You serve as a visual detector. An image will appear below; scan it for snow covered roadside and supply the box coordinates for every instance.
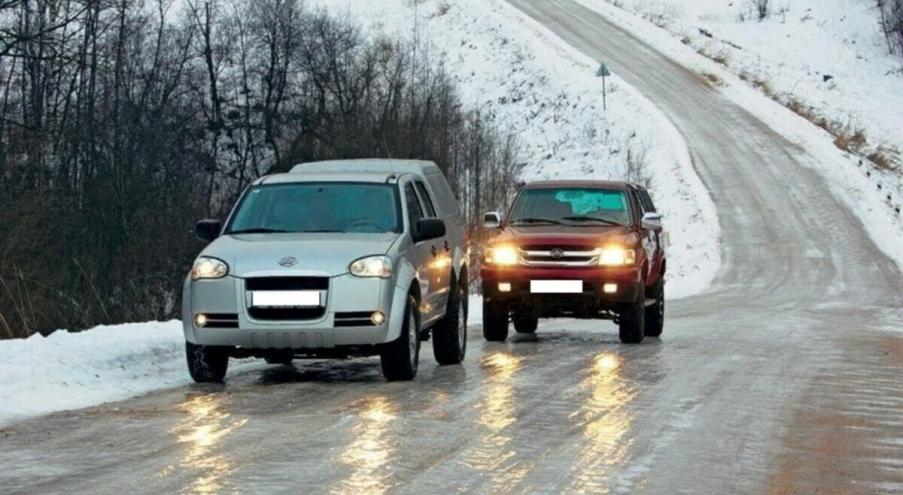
[310,0,721,299]
[574,0,903,271]
[0,322,262,427]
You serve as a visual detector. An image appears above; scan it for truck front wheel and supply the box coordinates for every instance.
[645,279,664,337]
[483,300,509,342]
[618,291,646,344]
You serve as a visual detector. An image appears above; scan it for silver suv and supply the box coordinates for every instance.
[181,159,468,382]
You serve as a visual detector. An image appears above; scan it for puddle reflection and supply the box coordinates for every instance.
[569,352,636,493]
[333,395,398,495]
[167,393,247,494]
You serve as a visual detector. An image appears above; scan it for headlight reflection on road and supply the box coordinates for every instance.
[458,352,527,490]
[334,395,398,495]
[167,394,247,495]
[569,352,636,493]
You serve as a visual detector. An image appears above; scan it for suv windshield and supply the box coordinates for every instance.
[509,187,632,226]
[227,183,401,234]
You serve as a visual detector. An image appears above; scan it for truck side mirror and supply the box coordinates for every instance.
[483,211,502,229]
[642,212,663,230]
[413,218,446,243]
[196,219,222,242]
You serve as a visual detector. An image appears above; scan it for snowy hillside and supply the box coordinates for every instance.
[310,0,721,298]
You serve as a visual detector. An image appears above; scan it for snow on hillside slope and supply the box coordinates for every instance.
[575,0,903,270]
[311,0,721,298]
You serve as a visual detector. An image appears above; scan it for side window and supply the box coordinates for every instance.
[640,189,657,213]
[427,173,459,216]
[404,183,425,228]
[414,181,437,217]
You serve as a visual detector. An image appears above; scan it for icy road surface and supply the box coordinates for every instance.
[2,0,902,493]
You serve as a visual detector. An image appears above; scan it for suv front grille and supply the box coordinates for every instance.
[245,277,329,321]
[520,246,601,267]
[248,307,326,321]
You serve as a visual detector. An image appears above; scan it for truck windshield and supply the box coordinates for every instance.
[509,188,631,226]
[227,183,401,234]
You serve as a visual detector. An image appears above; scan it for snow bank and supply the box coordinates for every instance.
[0,322,261,426]
[310,0,721,299]
[575,0,903,271]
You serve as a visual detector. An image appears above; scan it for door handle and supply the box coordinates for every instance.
[431,245,438,257]
[444,240,451,252]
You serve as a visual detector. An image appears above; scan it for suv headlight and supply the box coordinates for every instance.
[598,246,636,266]
[350,255,393,278]
[191,256,229,280]
[485,245,519,266]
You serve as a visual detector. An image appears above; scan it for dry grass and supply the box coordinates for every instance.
[867,148,899,172]
[702,72,724,87]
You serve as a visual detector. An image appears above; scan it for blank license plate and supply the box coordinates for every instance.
[530,280,583,294]
[251,291,321,308]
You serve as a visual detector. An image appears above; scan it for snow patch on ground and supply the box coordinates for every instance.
[0,322,262,427]
[574,0,903,271]
[310,0,721,299]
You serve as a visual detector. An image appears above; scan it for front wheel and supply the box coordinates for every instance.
[380,295,421,381]
[433,279,467,365]
[513,314,538,334]
[645,279,664,338]
[186,341,230,383]
[483,300,509,342]
[618,291,646,344]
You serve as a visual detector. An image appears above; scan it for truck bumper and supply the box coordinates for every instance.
[481,265,643,317]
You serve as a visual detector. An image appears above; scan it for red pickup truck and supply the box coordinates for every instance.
[480,181,666,344]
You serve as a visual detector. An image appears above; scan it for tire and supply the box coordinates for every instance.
[513,314,538,334]
[482,299,509,342]
[645,278,665,338]
[433,277,467,365]
[186,341,230,383]
[618,290,646,344]
[380,294,420,381]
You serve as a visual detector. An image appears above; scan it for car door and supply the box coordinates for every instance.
[414,179,452,313]
[636,187,664,285]
[403,180,442,324]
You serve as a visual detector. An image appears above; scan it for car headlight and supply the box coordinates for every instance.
[485,245,519,266]
[191,256,229,280]
[349,255,393,278]
[598,246,636,266]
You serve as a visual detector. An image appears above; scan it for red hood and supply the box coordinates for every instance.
[490,225,638,247]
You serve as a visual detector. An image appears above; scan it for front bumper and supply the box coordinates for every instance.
[181,273,408,350]
[481,265,642,317]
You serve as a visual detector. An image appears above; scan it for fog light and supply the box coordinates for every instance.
[498,282,512,293]
[603,283,618,294]
[194,313,208,327]
[371,311,386,326]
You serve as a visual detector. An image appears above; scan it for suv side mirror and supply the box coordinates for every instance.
[413,218,446,243]
[483,211,502,229]
[642,212,663,230]
[196,219,222,242]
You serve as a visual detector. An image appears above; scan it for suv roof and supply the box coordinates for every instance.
[522,180,633,190]
[290,159,442,176]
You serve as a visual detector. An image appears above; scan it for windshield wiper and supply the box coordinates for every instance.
[511,217,564,226]
[229,227,289,235]
[562,216,625,227]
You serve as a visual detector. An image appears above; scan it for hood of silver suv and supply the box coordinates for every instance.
[200,232,400,277]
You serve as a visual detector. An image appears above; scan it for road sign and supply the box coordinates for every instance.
[597,63,611,77]
[596,62,611,111]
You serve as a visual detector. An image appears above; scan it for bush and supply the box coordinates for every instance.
[878,0,903,58]
[748,0,770,21]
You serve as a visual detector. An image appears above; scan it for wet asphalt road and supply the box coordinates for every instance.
[2,1,903,494]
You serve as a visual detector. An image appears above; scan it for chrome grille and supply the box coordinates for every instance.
[519,246,601,267]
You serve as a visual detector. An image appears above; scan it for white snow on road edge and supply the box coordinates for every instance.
[0,322,263,427]
[573,0,903,272]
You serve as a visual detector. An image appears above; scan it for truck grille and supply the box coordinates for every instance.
[245,277,328,321]
[519,246,601,267]
[245,277,329,291]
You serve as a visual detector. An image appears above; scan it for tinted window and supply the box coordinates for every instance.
[638,189,657,213]
[227,183,400,234]
[414,181,437,217]
[404,183,425,227]
[510,188,632,226]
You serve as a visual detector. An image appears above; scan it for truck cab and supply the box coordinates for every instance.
[480,180,665,343]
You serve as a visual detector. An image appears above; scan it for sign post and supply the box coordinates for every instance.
[596,62,611,111]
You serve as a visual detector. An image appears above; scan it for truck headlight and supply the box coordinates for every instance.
[191,256,229,280]
[485,245,519,266]
[350,255,393,278]
[598,246,636,266]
